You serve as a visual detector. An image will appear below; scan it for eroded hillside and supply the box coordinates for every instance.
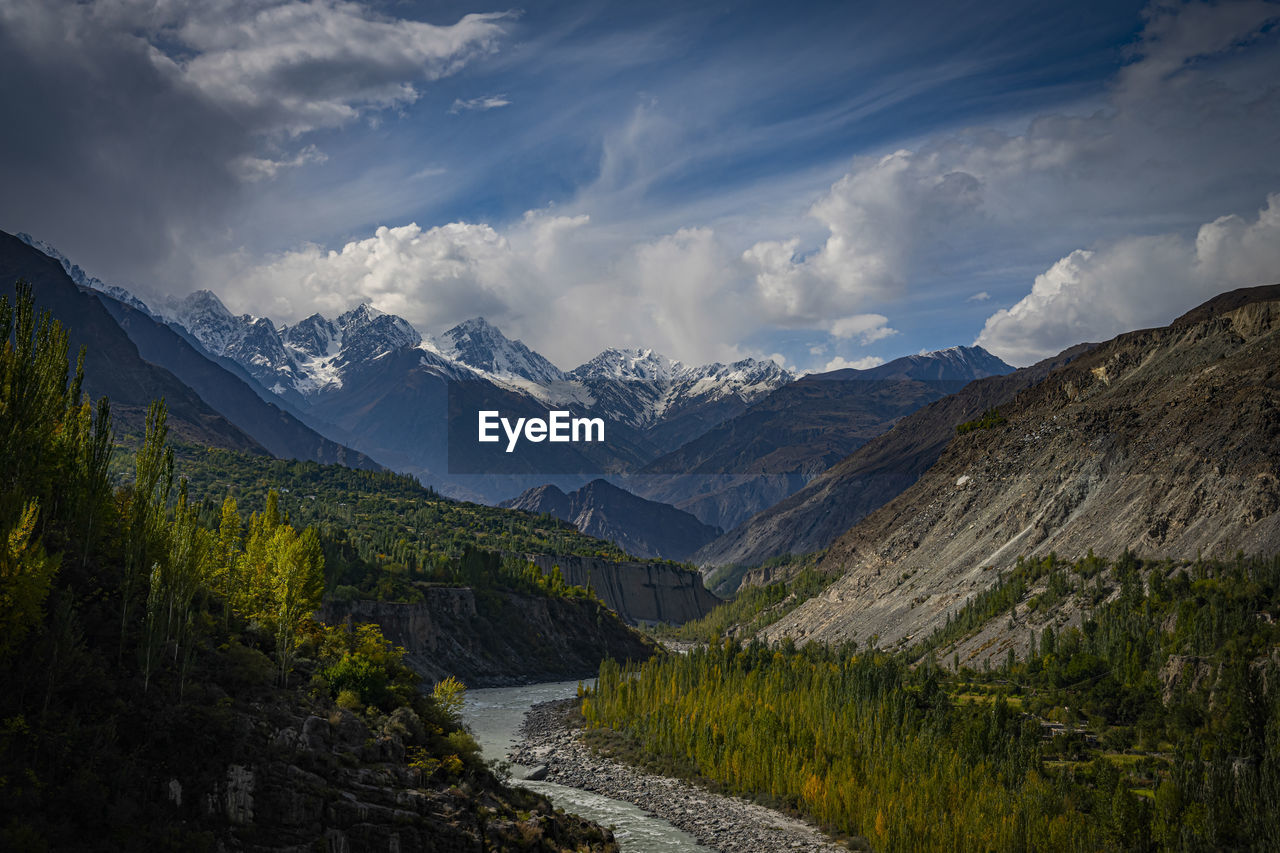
[766,285,1280,650]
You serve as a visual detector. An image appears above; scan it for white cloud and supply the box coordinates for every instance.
[162,3,511,137]
[184,1,1280,372]
[217,215,755,367]
[223,221,518,331]
[742,150,981,329]
[829,313,897,343]
[976,193,1280,365]
[822,355,885,372]
[450,94,512,113]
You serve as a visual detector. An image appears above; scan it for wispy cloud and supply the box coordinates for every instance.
[234,145,328,183]
[450,94,513,113]
[967,291,991,302]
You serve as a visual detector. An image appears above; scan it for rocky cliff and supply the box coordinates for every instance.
[521,553,721,625]
[319,587,655,686]
[765,285,1280,651]
[170,692,616,852]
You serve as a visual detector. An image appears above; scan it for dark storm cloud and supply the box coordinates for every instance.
[0,2,245,288]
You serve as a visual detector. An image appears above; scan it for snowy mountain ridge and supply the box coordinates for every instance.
[15,232,154,315]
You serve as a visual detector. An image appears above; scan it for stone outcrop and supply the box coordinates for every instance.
[501,479,722,561]
[164,696,617,851]
[693,346,1090,578]
[521,553,721,625]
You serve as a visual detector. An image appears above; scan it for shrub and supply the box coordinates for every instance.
[322,652,389,708]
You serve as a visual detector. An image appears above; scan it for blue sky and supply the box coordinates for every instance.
[1,0,1278,369]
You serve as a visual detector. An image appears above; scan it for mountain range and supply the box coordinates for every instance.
[6,229,1021,561]
[626,346,1013,529]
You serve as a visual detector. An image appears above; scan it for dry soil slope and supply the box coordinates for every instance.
[765,285,1280,650]
[694,346,1089,573]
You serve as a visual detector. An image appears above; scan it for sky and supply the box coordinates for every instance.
[1,0,1278,370]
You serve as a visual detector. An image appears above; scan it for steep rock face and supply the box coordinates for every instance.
[694,346,1089,573]
[520,554,721,625]
[764,286,1280,651]
[319,588,655,686]
[501,479,721,561]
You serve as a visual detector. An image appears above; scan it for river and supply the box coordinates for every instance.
[462,680,707,852]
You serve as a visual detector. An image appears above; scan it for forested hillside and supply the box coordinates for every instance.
[586,551,1280,851]
[0,283,617,849]
[153,446,633,600]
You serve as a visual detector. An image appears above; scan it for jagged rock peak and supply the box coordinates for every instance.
[569,347,685,383]
[442,316,565,384]
[335,303,421,349]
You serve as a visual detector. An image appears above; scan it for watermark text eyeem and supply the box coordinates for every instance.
[478,410,605,453]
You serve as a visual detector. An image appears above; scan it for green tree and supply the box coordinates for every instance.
[0,501,56,661]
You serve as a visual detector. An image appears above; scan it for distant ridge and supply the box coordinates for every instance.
[631,345,1014,530]
[693,345,1087,576]
[501,478,721,561]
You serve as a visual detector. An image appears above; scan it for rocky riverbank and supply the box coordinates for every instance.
[511,700,853,853]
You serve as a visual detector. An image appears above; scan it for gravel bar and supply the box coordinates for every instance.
[510,699,849,853]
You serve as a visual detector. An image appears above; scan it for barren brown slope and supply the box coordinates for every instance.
[693,346,1090,574]
[764,285,1280,650]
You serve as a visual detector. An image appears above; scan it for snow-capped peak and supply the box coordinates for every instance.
[335,304,421,355]
[441,316,565,384]
[160,290,247,356]
[568,347,685,383]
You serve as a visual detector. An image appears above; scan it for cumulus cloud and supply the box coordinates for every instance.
[742,152,981,330]
[822,355,885,372]
[217,215,756,367]
[224,221,518,330]
[976,193,1280,365]
[829,313,897,343]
